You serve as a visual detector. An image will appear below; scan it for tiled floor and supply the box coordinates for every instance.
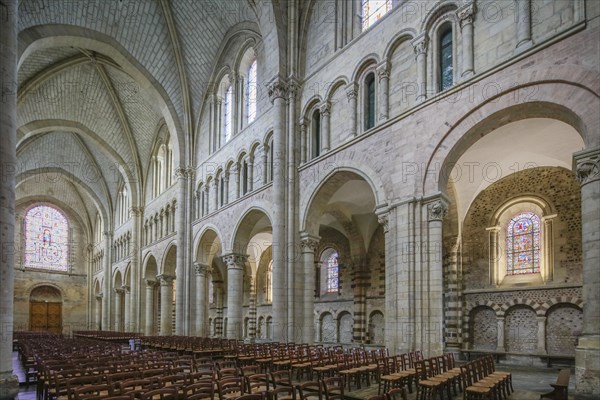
[13,352,576,400]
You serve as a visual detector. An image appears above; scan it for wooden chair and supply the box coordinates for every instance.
[296,381,322,400]
[385,387,407,400]
[73,383,114,400]
[540,369,570,400]
[245,374,270,395]
[267,386,296,400]
[270,370,292,389]
[237,394,265,400]
[321,377,343,400]
[139,387,178,400]
[216,377,244,400]
[184,382,214,400]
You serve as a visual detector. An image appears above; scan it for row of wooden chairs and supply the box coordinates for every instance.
[460,355,513,400]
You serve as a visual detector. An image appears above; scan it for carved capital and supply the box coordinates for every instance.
[428,200,449,221]
[95,293,103,300]
[268,80,288,104]
[288,77,301,100]
[376,61,390,81]
[346,83,358,101]
[175,167,187,180]
[222,253,248,270]
[412,34,429,56]
[377,214,389,233]
[574,148,600,186]
[121,285,130,293]
[114,288,125,295]
[300,236,320,252]
[146,280,158,288]
[194,262,211,276]
[103,231,113,239]
[129,206,144,217]
[457,3,476,29]
[319,101,331,116]
[157,274,175,285]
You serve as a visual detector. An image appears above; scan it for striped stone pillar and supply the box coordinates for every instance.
[248,277,257,338]
[157,275,174,335]
[443,242,462,354]
[352,256,369,344]
[145,280,158,335]
[223,254,246,339]
[214,281,224,337]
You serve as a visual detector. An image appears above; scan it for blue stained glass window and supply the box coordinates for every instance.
[25,205,69,271]
[440,29,453,91]
[326,252,339,293]
[507,212,541,275]
[362,0,392,31]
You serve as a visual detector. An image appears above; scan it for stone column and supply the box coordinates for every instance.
[487,226,501,285]
[223,254,246,339]
[376,206,397,353]
[130,206,143,332]
[194,263,210,336]
[458,3,475,78]
[211,179,218,211]
[573,147,600,396]
[515,0,533,49]
[346,84,358,137]
[319,101,331,153]
[248,277,257,338]
[158,275,175,335]
[537,316,547,354]
[352,257,369,344]
[301,233,320,344]
[299,121,307,164]
[174,168,188,335]
[542,214,557,283]
[102,231,113,330]
[122,286,130,331]
[376,61,390,122]
[248,155,254,192]
[145,280,158,335]
[496,317,506,352]
[426,198,448,356]
[214,282,224,337]
[0,1,19,394]
[114,288,124,332]
[261,145,269,184]
[223,172,230,204]
[412,34,428,103]
[95,294,103,330]
[268,80,288,342]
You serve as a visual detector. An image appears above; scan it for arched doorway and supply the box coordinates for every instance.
[29,285,62,333]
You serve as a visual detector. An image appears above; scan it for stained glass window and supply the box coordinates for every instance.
[224,85,233,143]
[440,29,453,91]
[326,251,339,293]
[506,212,541,275]
[25,205,69,271]
[362,0,392,31]
[247,60,257,124]
[365,73,375,130]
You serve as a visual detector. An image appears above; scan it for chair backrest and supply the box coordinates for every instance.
[139,387,179,400]
[270,370,292,388]
[296,381,322,400]
[556,369,570,385]
[322,377,343,400]
[268,386,296,400]
[386,387,407,400]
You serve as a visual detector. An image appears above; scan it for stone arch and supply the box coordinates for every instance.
[545,302,583,356]
[161,242,178,276]
[27,283,64,301]
[230,206,274,254]
[504,304,538,353]
[324,77,350,102]
[542,296,584,315]
[18,28,185,167]
[382,29,417,61]
[468,305,498,351]
[320,312,335,342]
[418,0,460,33]
[500,298,543,317]
[350,55,380,84]
[301,95,324,122]
[367,310,385,345]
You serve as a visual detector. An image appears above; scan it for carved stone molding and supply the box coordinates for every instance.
[377,214,389,233]
[194,262,211,275]
[300,235,320,252]
[457,3,476,29]
[319,101,331,116]
[146,280,158,288]
[428,200,449,221]
[129,206,144,217]
[157,274,175,285]
[346,83,358,101]
[222,253,248,270]
[268,80,288,104]
[412,34,429,56]
[574,147,600,186]
[376,61,390,81]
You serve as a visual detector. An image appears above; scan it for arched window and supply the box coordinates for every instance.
[152,134,173,198]
[266,260,273,303]
[364,73,375,130]
[506,212,541,275]
[247,60,257,124]
[24,205,69,271]
[439,27,453,91]
[325,250,339,293]
[224,85,233,143]
[362,0,392,31]
[116,185,129,227]
[312,109,321,158]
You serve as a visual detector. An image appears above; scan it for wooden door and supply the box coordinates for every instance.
[30,301,62,333]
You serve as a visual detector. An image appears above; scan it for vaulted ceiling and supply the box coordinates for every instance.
[15,0,264,235]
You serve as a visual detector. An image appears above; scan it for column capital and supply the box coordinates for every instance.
[427,199,449,221]
[457,3,476,29]
[573,147,600,186]
[411,34,429,56]
[96,293,103,299]
[194,262,211,275]
[121,285,130,293]
[146,280,158,288]
[287,77,301,100]
[345,83,358,101]
[103,231,113,239]
[157,274,175,285]
[268,79,288,104]
[300,232,321,252]
[222,253,248,270]
[319,101,331,116]
[376,61,390,81]
[129,206,144,217]
[114,288,125,295]
[375,205,390,233]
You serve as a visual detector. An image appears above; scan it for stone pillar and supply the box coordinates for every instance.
[129,206,143,332]
[346,84,358,137]
[487,226,501,285]
[299,121,307,163]
[114,288,124,332]
[352,257,369,344]
[248,277,257,338]
[426,198,448,356]
[95,294,103,330]
[376,61,390,122]
[319,101,331,153]
[261,145,269,184]
[542,214,557,283]
[458,3,475,78]
[537,316,547,354]
[248,155,254,192]
[301,233,320,344]
[145,280,158,335]
[158,275,174,335]
[0,0,19,395]
[102,231,113,330]
[496,317,506,352]
[211,179,218,211]
[194,263,210,336]
[412,34,428,103]
[214,282,224,336]
[268,80,288,342]
[122,286,130,331]
[573,147,600,397]
[515,0,533,50]
[223,254,246,339]
[174,168,188,335]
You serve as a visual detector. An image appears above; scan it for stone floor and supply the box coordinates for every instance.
[13,352,576,400]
